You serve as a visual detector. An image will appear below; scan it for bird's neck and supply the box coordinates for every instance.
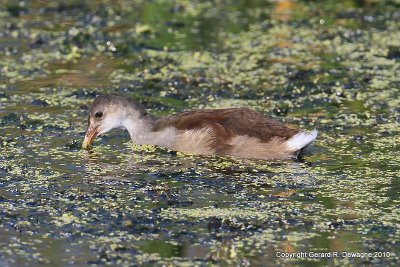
[122,113,177,148]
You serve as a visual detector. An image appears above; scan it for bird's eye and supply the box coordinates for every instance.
[95,111,103,118]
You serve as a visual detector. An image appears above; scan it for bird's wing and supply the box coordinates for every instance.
[153,108,298,142]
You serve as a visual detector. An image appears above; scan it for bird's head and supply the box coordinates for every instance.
[82,94,149,149]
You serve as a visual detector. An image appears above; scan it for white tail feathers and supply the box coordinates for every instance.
[286,129,318,151]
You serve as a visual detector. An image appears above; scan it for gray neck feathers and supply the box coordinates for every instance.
[122,106,177,147]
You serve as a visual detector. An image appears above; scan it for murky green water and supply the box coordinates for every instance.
[1,0,399,266]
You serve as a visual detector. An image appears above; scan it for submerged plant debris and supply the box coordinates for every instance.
[0,0,399,266]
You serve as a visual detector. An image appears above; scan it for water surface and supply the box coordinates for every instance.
[0,0,399,266]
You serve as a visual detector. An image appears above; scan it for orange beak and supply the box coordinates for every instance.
[82,125,99,149]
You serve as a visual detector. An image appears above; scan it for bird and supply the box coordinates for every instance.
[82,94,317,159]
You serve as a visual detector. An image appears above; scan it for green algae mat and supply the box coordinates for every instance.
[1,0,399,266]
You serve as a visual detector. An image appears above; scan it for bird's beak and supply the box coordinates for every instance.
[82,125,99,149]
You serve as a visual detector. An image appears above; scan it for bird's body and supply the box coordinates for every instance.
[83,95,317,159]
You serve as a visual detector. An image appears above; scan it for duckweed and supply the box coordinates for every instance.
[0,0,399,266]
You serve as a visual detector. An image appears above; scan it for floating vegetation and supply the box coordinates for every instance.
[0,0,399,266]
